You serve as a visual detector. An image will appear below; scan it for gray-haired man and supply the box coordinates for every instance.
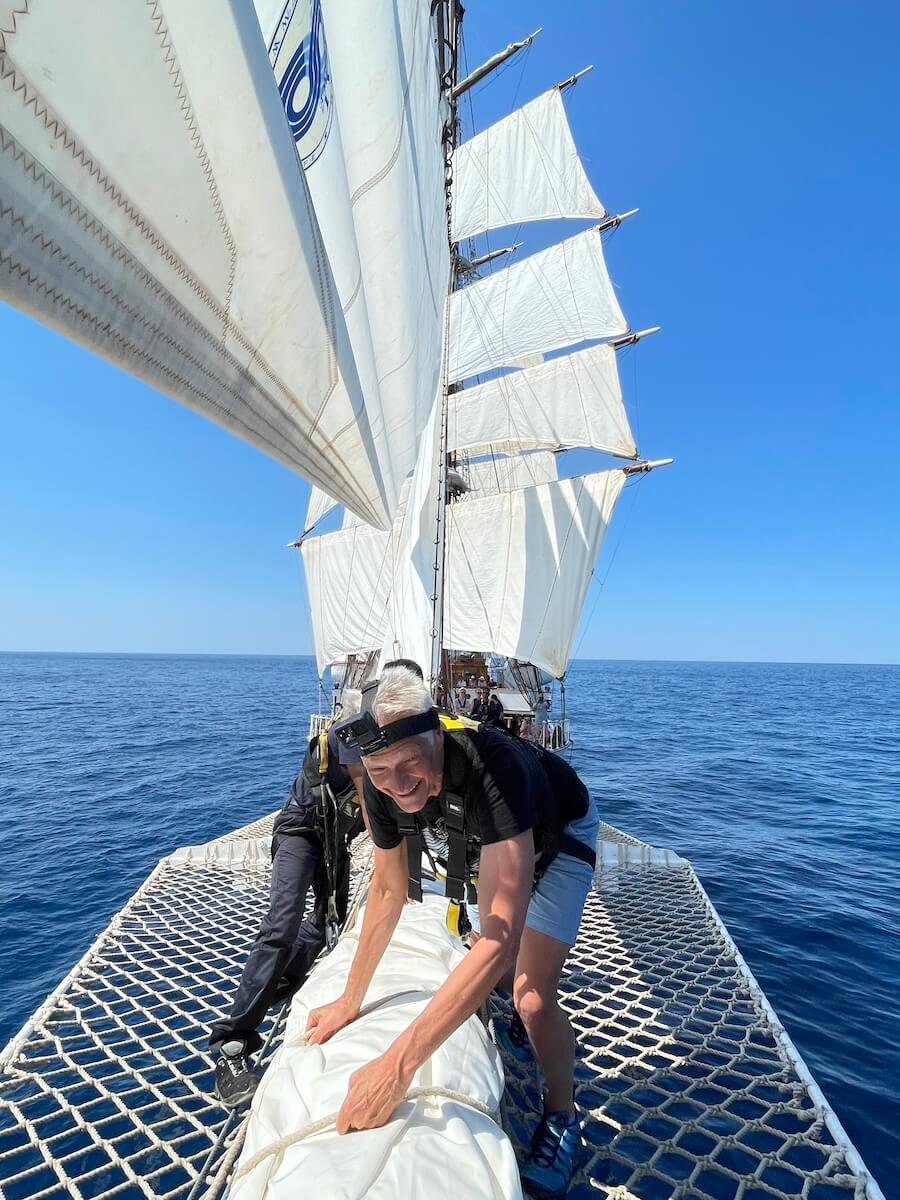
[306,666,598,1199]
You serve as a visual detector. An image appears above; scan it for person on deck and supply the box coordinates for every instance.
[486,690,504,727]
[208,710,368,1107]
[308,666,598,1200]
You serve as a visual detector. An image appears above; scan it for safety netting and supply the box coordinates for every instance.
[0,822,884,1200]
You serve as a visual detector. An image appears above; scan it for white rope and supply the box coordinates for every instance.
[230,1085,500,1185]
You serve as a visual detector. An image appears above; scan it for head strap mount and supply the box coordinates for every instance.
[334,707,440,757]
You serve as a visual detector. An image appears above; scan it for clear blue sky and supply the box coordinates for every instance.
[2,2,898,663]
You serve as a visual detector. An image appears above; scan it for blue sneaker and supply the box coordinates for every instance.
[519,1109,581,1199]
[494,1008,532,1063]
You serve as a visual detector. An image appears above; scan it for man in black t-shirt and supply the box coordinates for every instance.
[306,667,599,1200]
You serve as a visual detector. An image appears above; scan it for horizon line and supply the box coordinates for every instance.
[1,650,898,668]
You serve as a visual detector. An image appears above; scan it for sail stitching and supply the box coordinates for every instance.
[346,7,423,211]
[0,34,225,322]
[0,190,358,493]
[0,131,379,520]
[0,16,372,511]
[0,235,357,505]
[143,0,237,339]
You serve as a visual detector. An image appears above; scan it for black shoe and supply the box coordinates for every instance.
[214,1042,259,1109]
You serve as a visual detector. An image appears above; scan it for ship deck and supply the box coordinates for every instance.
[0,818,884,1200]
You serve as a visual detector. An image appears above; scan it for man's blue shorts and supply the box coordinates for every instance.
[466,801,599,946]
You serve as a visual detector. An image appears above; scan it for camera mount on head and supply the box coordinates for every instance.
[334,708,440,756]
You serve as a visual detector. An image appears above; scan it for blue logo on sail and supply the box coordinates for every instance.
[269,0,333,169]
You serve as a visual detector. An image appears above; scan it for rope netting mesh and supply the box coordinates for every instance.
[494,832,884,1200]
[0,821,884,1200]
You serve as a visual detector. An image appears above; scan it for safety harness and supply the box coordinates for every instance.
[306,727,365,949]
[395,715,596,938]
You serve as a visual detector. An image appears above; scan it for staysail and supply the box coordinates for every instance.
[254,0,450,522]
[0,0,403,528]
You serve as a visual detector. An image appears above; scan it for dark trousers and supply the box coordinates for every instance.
[209,831,344,1054]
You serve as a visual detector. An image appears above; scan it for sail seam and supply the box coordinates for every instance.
[0,26,358,483]
[144,0,237,339]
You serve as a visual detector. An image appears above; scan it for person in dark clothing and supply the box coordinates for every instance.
[470,687,489,720]
[486,690,504,726]
[209,719,366,1108]
[304,666,599,1200]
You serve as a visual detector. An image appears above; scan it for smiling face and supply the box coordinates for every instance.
[362,731,444,813]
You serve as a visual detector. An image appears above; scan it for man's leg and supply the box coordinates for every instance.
[513,824,596,1199]
[512,928,575,1113]
[209,833,322,1055]
[277,853,330,995]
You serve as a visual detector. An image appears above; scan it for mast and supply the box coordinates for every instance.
[429,0,464,695]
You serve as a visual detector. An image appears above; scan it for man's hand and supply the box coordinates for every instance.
[336,1051,413,1134]
[305,995,359,1045]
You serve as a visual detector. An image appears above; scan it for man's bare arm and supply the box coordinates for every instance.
[387,831,533,1076]
[306,841,407,1042]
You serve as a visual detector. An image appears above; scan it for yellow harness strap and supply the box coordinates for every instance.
[436,711,480,938]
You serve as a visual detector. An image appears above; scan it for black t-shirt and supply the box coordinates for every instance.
[364,725,588,877]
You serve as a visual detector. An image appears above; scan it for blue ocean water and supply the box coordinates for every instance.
[0,654,897,1191]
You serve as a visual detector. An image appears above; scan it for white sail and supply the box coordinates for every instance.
[448,343,637,459]
[255,0,450,519]
[381,399,444,681]
[301,523,394,675]
[0,0,398,528]
[304,486,338,533]
[448,228,627,382]
[443,470,626,678]
[461,451,559,497]
[451,86,606,242]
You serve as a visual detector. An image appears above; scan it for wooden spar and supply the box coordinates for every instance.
[451,29,543,100]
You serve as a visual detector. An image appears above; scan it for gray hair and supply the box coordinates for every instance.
[373,666,433,725]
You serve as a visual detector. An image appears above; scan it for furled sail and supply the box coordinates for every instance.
[451,86,606,242]
[255,0,450,521]
[461,451,559,497]
[443,470,626,678]
[447,343,637,459]
[0,0,397,528]
[448,228,628,382]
